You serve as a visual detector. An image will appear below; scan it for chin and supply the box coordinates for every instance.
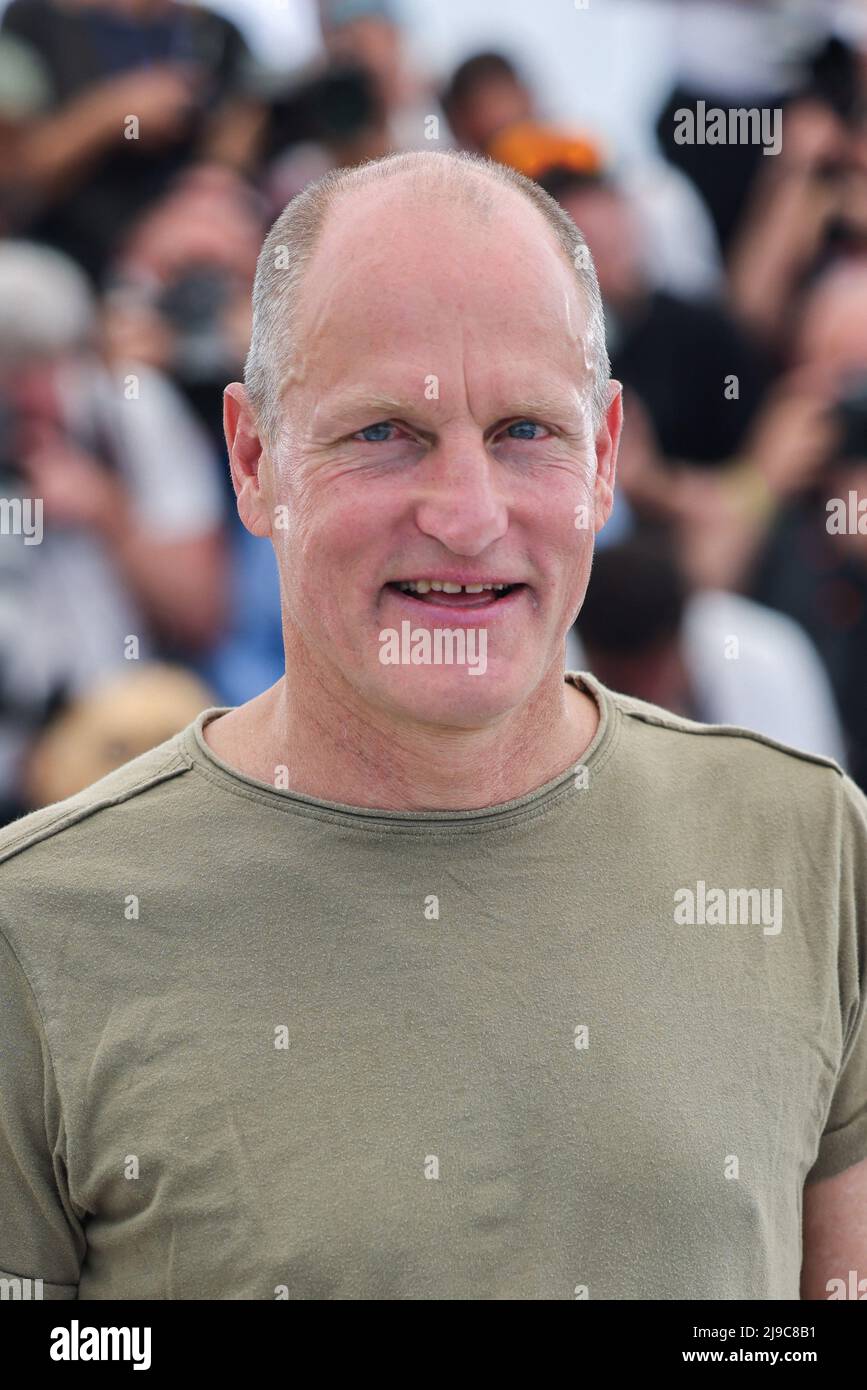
[369,661,539,728]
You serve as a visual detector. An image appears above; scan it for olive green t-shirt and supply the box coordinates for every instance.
[1,672,866,1300]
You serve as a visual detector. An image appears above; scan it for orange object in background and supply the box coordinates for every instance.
[485,119,603,181]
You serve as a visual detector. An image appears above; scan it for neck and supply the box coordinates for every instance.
[203,651,599,813]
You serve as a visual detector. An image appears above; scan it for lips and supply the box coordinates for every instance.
[382,582,529,621]
[385,581,521,608]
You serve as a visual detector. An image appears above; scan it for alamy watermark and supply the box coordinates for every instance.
[826,491,866,535]
[674,880,783,936]
[50,1320,151,1370]
[826,1270,867,1299]
[674,102,782,156]
[0,1274,43,1299]
[0,496,43,544]
[379,621,487,675]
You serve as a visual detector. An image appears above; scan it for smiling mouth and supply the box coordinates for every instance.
[384,581,525,609]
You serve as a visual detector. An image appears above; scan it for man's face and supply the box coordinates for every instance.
[252,180,619,729]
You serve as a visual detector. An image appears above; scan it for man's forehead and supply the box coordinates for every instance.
[300,174,579,323]
[285,173,592,416]
[297,242,585,372]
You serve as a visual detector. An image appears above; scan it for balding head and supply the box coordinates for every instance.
[245,149,609,447]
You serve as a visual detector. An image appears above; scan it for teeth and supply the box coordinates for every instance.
[397,580,511,594]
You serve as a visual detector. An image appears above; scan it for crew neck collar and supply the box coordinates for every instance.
[177,670,620,830]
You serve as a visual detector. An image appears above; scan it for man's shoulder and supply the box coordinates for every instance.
[597,677,846,782]
[0,732,192,874]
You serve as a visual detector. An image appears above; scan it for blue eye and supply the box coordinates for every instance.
[356,421,395,442]
[506,419,543,440]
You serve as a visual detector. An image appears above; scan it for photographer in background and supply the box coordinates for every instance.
[727,76,867,351]
[446,50,724,300]
[0,241,227,823]
[589,259,867,787]
[571,531,846,766]
[103,162,264,456]
[540,164,773,469]
[0,0,264,283]
[264,0,451,210]
[751,373,867,791]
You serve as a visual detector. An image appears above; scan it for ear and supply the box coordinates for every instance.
[223,382,272,538]
[593,379,623,533]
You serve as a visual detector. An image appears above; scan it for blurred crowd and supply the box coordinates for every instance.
[0,0,865,821]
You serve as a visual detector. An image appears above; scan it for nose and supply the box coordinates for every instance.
[413,440,509,555]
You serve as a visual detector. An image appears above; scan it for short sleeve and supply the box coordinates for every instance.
[805,774,867,1184]
[0,929,84,1297]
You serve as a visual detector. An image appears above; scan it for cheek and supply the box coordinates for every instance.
[551,478,597,603]
[271,462,340,554]
[273,478,388,612]
[537,459,597,549]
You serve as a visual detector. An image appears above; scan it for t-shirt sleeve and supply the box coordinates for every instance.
[805,774,867,1184]
[0,928,84,1297]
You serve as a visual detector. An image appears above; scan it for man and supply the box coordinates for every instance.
[0,150,865,1300]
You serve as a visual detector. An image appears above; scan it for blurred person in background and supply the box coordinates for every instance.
[23,662,216,807]
[317,0,442,152]
[750,370,867,791]
[0,26,53,223]
[443,47,724,300]
[262,61,385,208]
[0,0,264,282]
[667,260,866,598]
[103,161,264,455]
[0,241,227,824]
[101,164,289,704]
[595,254,867,787]
[570,531,845,765]
[439,50,538,159]
[540,164,772,470]
[264,0,450,209]
[654,0,867,350]
[654,0,843,253]
[727,43,867,350]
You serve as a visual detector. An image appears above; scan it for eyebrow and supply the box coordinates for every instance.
[317,390,410,425]
[493,389,587,424]
[310,390,411,438]
[313,384,586,435]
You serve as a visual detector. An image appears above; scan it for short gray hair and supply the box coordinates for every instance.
[245,149,610,446]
